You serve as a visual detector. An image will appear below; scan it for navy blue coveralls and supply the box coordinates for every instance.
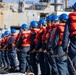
[1,37,7,68]
[0,38,2,67]
[51,28,68,75]
[4,36,10,68]
[7,34,17,69]
[17,32,30,73]
[35,28,46,75]
[62,16,76,75]
[30,29,38,75]
[47,27,59,75]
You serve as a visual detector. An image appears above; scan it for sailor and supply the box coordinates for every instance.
[45,14,59,75]
[16,28,22,65]
[7,28,18,71]
[29,21,39,75]
[3,31,11,70]
[17,24,30,73]
[34,18,46,75]
[51,13,68,75]
[41,15,53,75]
[0,35,2,68]
[1,33,7,69]
[62,3,76,75]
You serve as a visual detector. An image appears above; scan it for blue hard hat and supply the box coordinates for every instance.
[4,31,10,36]
[38,18,46,25]
[51,14,59,21]
[1,33,5,38]
[46,15,52,21]
[72,3,76,9]
[59,13,68,20]
[21,24,28,29]
[11,28,16,33]
[30,21,38,27]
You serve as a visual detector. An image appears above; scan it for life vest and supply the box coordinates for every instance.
[31,28,39,33]
[21,31,30,47]
[1,36,11,49]
[0,38,2,48]
[1,37,6,48]
[4,36,10,45]
[0,38,2,46]
[30,28,39,36]
[69,12,76,37]
[45,26,52,41]
[34,27,45,44]
[15,32,22,44]
[45,24,57,43]
[11,34,17,47]
[30,28,39,43]
[51,24,57,39]
[0,38,2,42]
[42,27,47,41]
[30,28,39,37]
[30,28,39,49]
[57,23,65,45]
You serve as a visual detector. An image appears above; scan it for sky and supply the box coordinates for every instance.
[3,0,76,6]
